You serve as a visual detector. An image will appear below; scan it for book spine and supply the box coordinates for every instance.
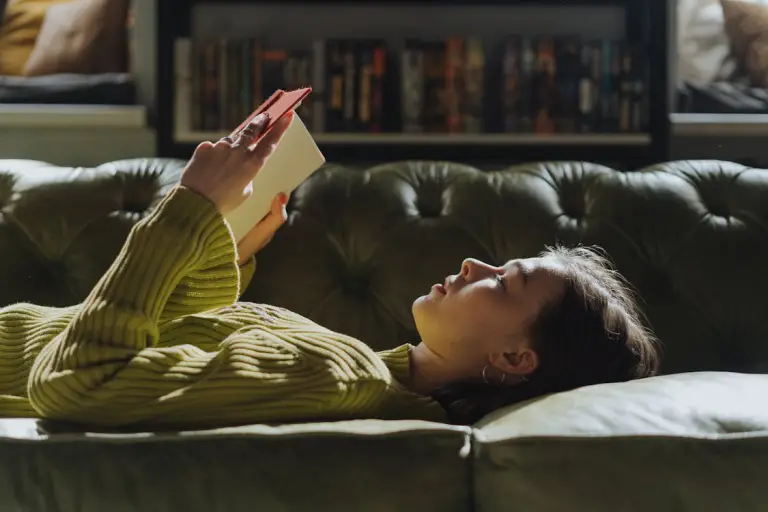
[294,51,313,128]
[325,39,345,132]
[371,43,386,132]
[619,42,632,133]
[464,38,484,133]
[532,37,556,134]
[174,38,192,134]
[342,40,357,132]
[401,41,424,133]
[311,39,326,133]
[444,37,464,133]
[556,37,580,134]
[518,37,535,133]
[262,49,287,103]
[357,41,374,132]
[588,41,602,132]
[577,41,599,133]
[633,44,648,133]
[177,34,652,137]
[502,36,520,133]
[423,41,446,133]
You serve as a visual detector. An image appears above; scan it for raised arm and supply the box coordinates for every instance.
[159,188,287,323]
[27,113,296,425]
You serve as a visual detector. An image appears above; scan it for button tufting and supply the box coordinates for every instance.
[2,157,768,380]
[416,195,443,218]
[676,167,739,219]
[702,196,730,219]
[558,184,587,219]
[340,270,372,297]
[410,180,446,219]
[120,171,161,214]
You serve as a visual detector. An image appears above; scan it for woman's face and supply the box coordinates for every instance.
[412,256,566,375]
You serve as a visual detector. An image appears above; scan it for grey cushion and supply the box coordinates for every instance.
[0,419,472,512]
[473,371,768,512]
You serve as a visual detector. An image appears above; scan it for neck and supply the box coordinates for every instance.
[407,342,462,396]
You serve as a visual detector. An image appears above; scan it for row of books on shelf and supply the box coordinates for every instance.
[173,35,649,139]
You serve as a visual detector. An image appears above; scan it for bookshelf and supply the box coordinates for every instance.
[156,0,670,167]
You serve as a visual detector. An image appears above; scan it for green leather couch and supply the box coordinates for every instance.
[0,157,767,512]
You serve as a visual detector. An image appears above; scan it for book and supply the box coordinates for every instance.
[225,112,325,242]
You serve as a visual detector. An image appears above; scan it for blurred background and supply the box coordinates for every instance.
[0,0,765,169]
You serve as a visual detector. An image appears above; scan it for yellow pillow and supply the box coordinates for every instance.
[0,0,73,75]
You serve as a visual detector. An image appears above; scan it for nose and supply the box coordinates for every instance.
[461,258,496,281]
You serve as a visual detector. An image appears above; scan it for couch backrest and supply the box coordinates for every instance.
[1,158,767,375]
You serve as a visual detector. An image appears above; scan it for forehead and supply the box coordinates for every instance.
[503,255,567,275]
[504,256,568,308]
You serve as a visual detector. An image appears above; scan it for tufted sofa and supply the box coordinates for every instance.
[0,157,768,512]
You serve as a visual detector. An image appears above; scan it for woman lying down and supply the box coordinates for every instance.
[0,111,660,429]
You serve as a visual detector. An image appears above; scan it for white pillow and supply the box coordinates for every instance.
[677,0,732,87]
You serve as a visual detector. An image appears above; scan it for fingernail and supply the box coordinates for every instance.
[255,113,269,125]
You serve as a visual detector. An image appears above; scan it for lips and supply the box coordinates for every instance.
[432,283,447,295]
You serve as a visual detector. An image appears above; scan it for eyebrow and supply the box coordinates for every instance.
[513,260,529,286]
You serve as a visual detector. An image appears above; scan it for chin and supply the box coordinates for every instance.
[411,295,434,338]
[411,295,425,321]
[411,292,433,313]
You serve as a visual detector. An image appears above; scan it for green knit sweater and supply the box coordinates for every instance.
[0,186,446,428]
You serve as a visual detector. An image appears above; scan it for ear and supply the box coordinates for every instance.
[488,348,539,378]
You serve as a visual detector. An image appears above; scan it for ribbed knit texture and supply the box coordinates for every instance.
[0,186,445,428]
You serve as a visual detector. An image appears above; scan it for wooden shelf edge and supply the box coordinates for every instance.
[174,131,651,146]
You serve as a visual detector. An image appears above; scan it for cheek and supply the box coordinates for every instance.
[454,292,513,340]
[441,293,489,338]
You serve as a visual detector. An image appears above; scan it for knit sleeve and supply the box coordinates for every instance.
[26,186,385,428]
[158,205,244,323]
[26,186,243,425]
[161,250,255,325]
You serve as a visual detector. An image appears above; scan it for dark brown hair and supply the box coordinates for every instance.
[433,245,661,425]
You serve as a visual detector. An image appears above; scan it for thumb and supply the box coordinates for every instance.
[237,200,288,261]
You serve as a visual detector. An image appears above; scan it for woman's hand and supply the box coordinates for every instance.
[180,111,293,216]
[237,192,289,265]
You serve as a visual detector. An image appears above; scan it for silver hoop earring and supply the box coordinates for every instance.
[482,365,506,385]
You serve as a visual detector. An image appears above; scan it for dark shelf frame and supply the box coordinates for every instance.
[155,0,670,168]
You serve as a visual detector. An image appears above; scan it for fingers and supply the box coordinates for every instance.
[195,141,215,152]
[248,111,293,164]
[237,194,288,261]
[192,141,215,159]
[233,113,270,149]
[270,192,289,215]
[263,193,289,231]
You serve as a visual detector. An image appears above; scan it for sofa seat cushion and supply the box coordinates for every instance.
[473,371,768,512]
[0,418,471,512]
